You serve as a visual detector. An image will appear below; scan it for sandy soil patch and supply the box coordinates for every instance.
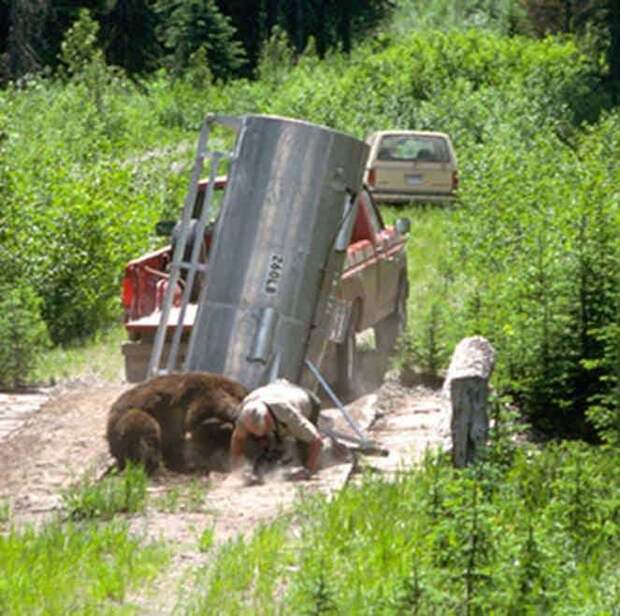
[0,361,450,613]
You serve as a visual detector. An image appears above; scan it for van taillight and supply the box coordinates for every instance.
[451,170,459,191]
[122,276,133,310]
[367,168,376,187]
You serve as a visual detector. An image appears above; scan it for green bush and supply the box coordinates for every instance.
[0,283,49,389]
[189,443,620,614]
[444,113,620,438]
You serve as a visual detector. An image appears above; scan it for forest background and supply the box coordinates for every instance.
[0,1,619,612]
[0,0,618,444]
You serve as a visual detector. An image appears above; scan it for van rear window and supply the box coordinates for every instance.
[377,135,449,163]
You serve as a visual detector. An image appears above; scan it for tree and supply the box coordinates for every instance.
[101,0,161,73]
[0,283,49,389]
[521,0,620,95]
[213,0,264,72]
[215,0,394,73]
[6,0,51,78]
[155,0,246,79]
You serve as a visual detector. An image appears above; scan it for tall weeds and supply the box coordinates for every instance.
[189,442,620,613]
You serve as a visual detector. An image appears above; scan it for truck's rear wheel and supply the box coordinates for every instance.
[337,303,360,400]
[375,279,408,355]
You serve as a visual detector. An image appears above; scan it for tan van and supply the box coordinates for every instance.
[364,130,458,204]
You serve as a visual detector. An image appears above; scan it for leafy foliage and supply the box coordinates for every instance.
[59,8,104,78]
[1,0,396,80]
[443,113,619,438]
[0,21,617,436]
[189,443,620,613]
[0,283,49,389]
[256,25,295,86]
[154,0,246,79]
[392,0,527,35]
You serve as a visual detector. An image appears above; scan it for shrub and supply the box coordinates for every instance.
[444,113,620,438]
[189,443,620,613]
[0,283,49,389]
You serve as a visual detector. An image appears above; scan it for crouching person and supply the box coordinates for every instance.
[230,379,323,483]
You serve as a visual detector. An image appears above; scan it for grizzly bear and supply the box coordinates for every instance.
[106,372,248,473]
[185,418,237,473]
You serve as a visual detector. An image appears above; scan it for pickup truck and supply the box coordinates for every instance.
[121,177,410,394]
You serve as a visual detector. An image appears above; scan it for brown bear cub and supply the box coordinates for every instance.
[107,372,248,473]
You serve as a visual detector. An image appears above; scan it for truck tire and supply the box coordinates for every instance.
[337,303,360,400]
[375,279,408,355]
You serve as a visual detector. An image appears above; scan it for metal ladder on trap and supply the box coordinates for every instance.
[147,114,234,378]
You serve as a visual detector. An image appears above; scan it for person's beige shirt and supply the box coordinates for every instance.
[240,379,319,444]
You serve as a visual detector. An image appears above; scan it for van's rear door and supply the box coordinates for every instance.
[372,133,453,195]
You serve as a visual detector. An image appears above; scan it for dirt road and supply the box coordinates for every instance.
[0,367,449,612]
[0,379,126,522]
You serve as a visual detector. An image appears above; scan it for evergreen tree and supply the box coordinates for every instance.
[45,1,106,72]
[214,0,394,72]
[155,0,246,79]
[101,0,161,73]
[214,0,264,73]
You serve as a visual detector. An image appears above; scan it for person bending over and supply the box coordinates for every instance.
[230,379,323,481]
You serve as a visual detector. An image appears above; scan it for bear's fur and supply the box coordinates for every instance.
[107,408,162,473]
[107,372,248,473]
[185,418,236,472]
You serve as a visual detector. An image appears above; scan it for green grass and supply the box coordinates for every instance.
[33,324,126,385]
[186,520,289,615]
[381,204,456,373]
[198,526,215,553]
[184,442,620,614]
[0,519,169,615]
[62,463,148,521]
[152,477,211,514]
[0,499,10,525]
[1,464,167,614]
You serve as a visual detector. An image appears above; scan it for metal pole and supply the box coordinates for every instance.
[320,425,388,457]
[304,358,367,442]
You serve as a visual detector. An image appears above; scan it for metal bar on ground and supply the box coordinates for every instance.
[320,425,389,457]
[304,358,367,443]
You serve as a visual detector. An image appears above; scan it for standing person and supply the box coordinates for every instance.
[230,379,323,482]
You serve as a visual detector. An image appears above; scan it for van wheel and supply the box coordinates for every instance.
[337,304,360,400]
[375,280,408,355]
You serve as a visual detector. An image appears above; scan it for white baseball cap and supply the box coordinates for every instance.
[241,400,269,434]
